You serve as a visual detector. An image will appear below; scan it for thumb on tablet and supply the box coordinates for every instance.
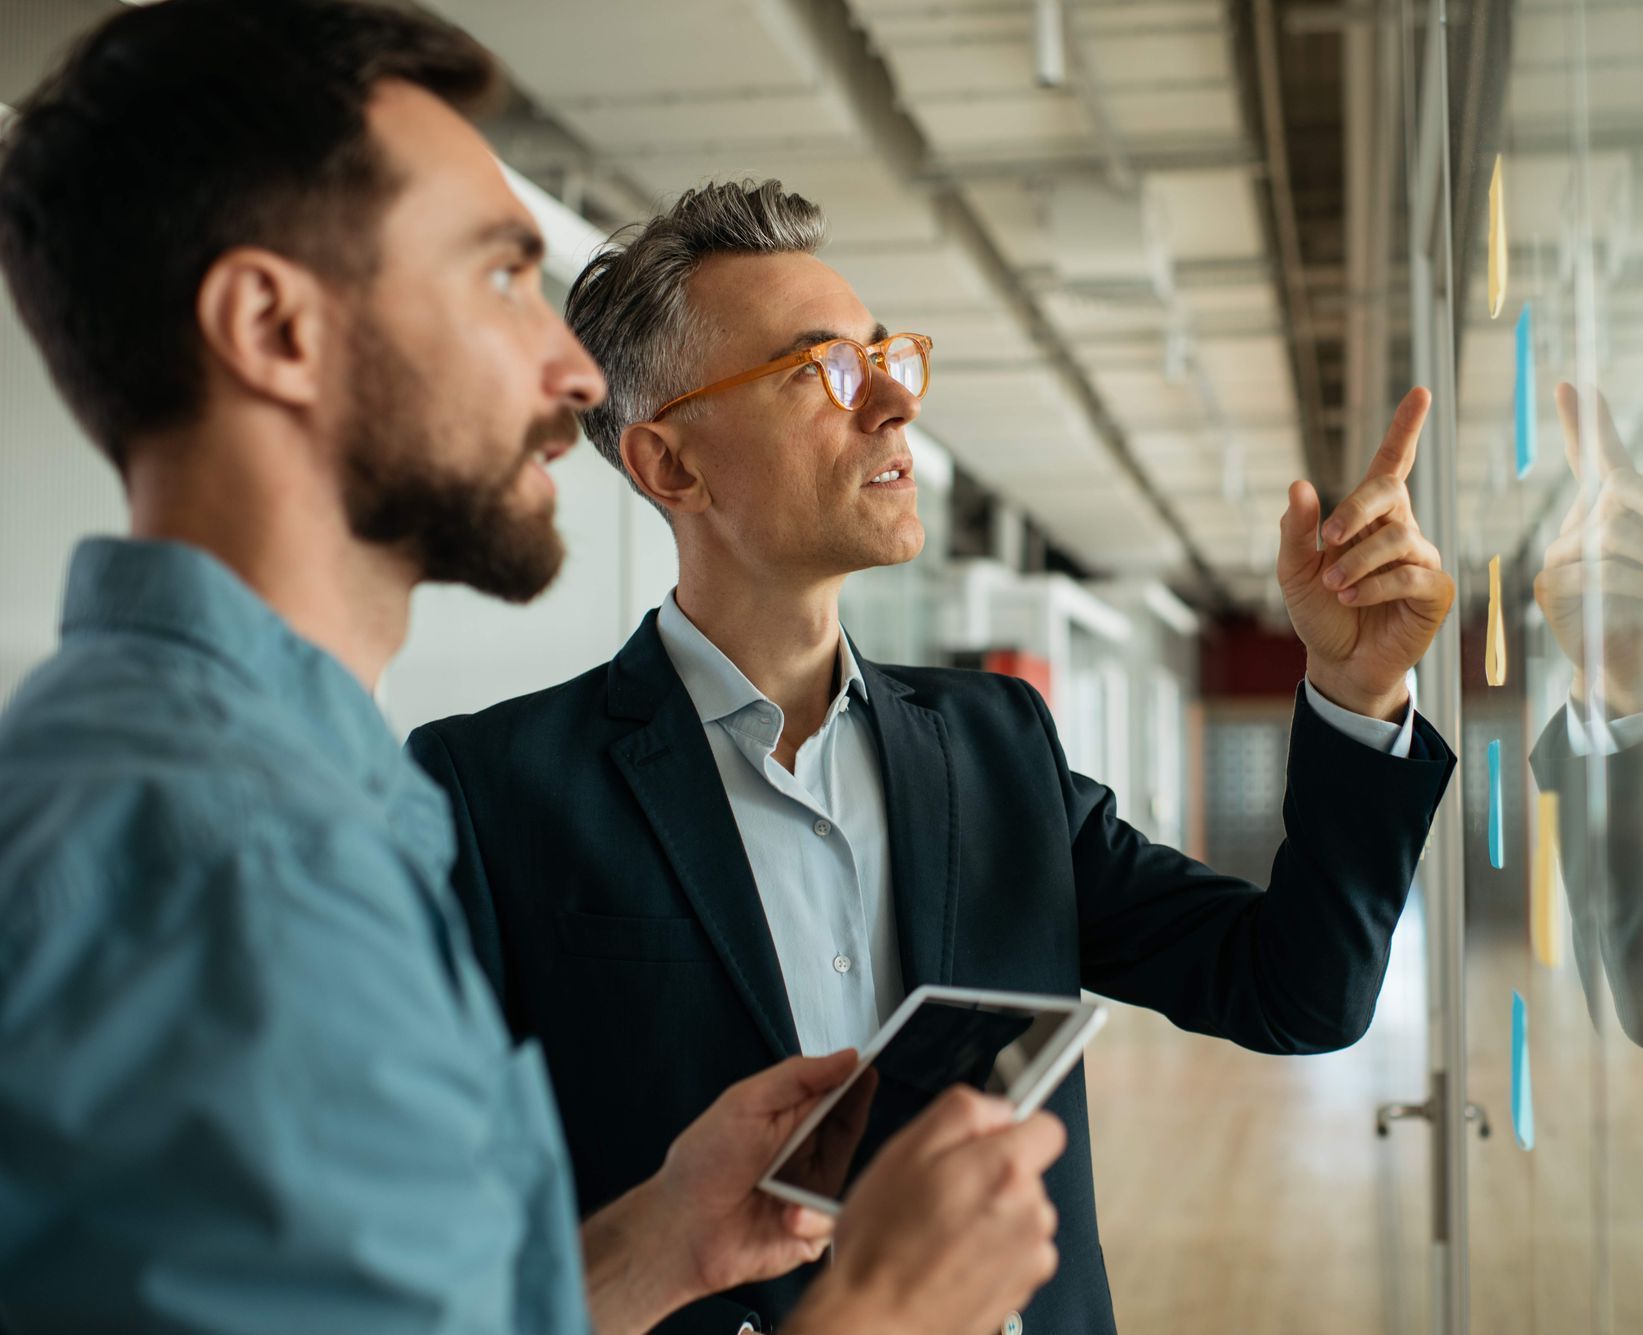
[735,1048,858,1117]
[781,1202,836,1242]
[885,1084,1015,1165]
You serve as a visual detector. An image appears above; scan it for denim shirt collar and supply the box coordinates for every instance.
[60,537,405,792]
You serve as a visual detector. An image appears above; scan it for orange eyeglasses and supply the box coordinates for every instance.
[651,332,933,420]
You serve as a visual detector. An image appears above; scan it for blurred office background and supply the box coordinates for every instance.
[4,1,1641,1331]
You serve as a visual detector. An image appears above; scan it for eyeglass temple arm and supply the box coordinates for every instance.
[652,349,815,421]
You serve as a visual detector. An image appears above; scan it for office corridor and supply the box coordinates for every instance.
[1087,907,1643,1335]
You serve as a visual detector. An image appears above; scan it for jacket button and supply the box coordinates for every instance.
[1002,1313,1023,1335]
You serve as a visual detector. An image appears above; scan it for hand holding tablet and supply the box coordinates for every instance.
[761,985,1106,1213]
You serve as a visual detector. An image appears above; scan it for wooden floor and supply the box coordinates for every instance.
[1078,906,1643,1334]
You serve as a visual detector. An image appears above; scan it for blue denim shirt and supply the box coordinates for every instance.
[0,538,590,1334]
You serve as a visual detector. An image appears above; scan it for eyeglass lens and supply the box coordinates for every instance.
[821,341,867,408]
[884,336,926,396]
[820,336,926,408]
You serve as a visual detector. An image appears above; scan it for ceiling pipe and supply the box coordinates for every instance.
[1033,0,1066,87]
[1249,0,1336,497]
[1342,1,1375,480]
[760,0,1231,607]
[1057,2,1136,192]
[1359,0,1403,478]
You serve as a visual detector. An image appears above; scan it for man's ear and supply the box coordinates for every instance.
[620,422,710,517]
[195,247,330,410]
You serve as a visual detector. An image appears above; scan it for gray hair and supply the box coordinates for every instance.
[565,179,828,517]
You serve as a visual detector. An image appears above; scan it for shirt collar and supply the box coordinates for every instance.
[656,590,868,729]
[60,537,405,790]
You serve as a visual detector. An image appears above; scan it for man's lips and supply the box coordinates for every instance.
[863,456,914,487]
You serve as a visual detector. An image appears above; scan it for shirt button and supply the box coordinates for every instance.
[1002,1313,1024,1335]
[833,954,852,974]
[813,818,832,837]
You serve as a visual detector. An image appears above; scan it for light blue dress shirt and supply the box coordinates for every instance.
[658,594,904,1054]
[659,593,1414,1056]
[0,539,590,1335]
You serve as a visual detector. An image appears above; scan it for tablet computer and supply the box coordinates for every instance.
[759,984,1106,1215]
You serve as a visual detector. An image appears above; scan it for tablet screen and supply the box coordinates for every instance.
[769,996,1072,1204]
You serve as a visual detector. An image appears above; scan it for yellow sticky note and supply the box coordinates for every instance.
[1488,154,1508,319]
[1486,555,1508,685]
[1531,792,1565,969]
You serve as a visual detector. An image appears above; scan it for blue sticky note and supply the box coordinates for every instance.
[1515,303,1536,479]
[1511,990,1535,1150]
[1488,738,1504,869]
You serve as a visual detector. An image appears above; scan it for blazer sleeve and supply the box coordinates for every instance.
[406,723,511,1021]
[1031,680,1455,1054]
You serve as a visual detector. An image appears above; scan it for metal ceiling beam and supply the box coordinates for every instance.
[769,0,1233,608]
[1358,0,1404,479]
[1341,0,1376,479]
[911,76,1238,107]
[1245,0,1336,498]
[918,138,1262,181]
[1055,0,1135,191]
[593,134,1259,176]
[867,0,1225,17]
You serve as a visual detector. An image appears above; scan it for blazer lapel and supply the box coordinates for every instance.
[606,614,801,1061]
[858,659,960,991]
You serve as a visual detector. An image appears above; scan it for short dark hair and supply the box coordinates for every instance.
[0,0,501,467]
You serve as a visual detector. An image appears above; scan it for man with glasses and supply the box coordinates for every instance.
[0,5,1067,1332]
[409,181,1458,1332]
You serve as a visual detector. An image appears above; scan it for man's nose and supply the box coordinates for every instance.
[858,364,921,430]
[543,320,606,412]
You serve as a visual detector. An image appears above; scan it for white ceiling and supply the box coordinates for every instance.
[438,0,1300,603]
[436,0,1643,605]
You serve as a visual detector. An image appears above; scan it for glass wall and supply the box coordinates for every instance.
[1409,0,1643,1330]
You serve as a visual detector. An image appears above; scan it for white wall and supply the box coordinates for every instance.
[382,447,678,734]
[0,264,680,729]
[0,292,125,708]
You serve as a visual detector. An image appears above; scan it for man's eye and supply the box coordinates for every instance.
[489,265,519,295]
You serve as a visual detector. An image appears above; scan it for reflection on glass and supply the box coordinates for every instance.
[1529,384,1643,1044]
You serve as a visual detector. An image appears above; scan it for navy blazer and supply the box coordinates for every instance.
[408,612,1455,1334]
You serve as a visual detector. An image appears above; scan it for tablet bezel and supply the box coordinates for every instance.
[758,983,1107,1215]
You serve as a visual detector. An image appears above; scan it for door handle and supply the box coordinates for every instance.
[1375,1099,1491,1139]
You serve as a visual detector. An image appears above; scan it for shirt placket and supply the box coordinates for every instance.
[792,711,877,1047]
[728,700,877,1052]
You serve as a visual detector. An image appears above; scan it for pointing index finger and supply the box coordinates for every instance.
[1555,382,1632,481]
[1362,386,1432,484]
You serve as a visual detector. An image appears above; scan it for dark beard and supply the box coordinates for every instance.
[339,314,568,603]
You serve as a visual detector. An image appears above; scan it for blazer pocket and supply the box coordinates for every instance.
[554,909,717,963]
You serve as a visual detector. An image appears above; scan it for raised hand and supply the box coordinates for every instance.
[1277,387,1455,719]
[1534,382,1643,715]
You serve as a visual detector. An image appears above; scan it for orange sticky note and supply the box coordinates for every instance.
[1488,155,1508,319]
[1486,555,1508,686]
[1531,791,1565,969]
